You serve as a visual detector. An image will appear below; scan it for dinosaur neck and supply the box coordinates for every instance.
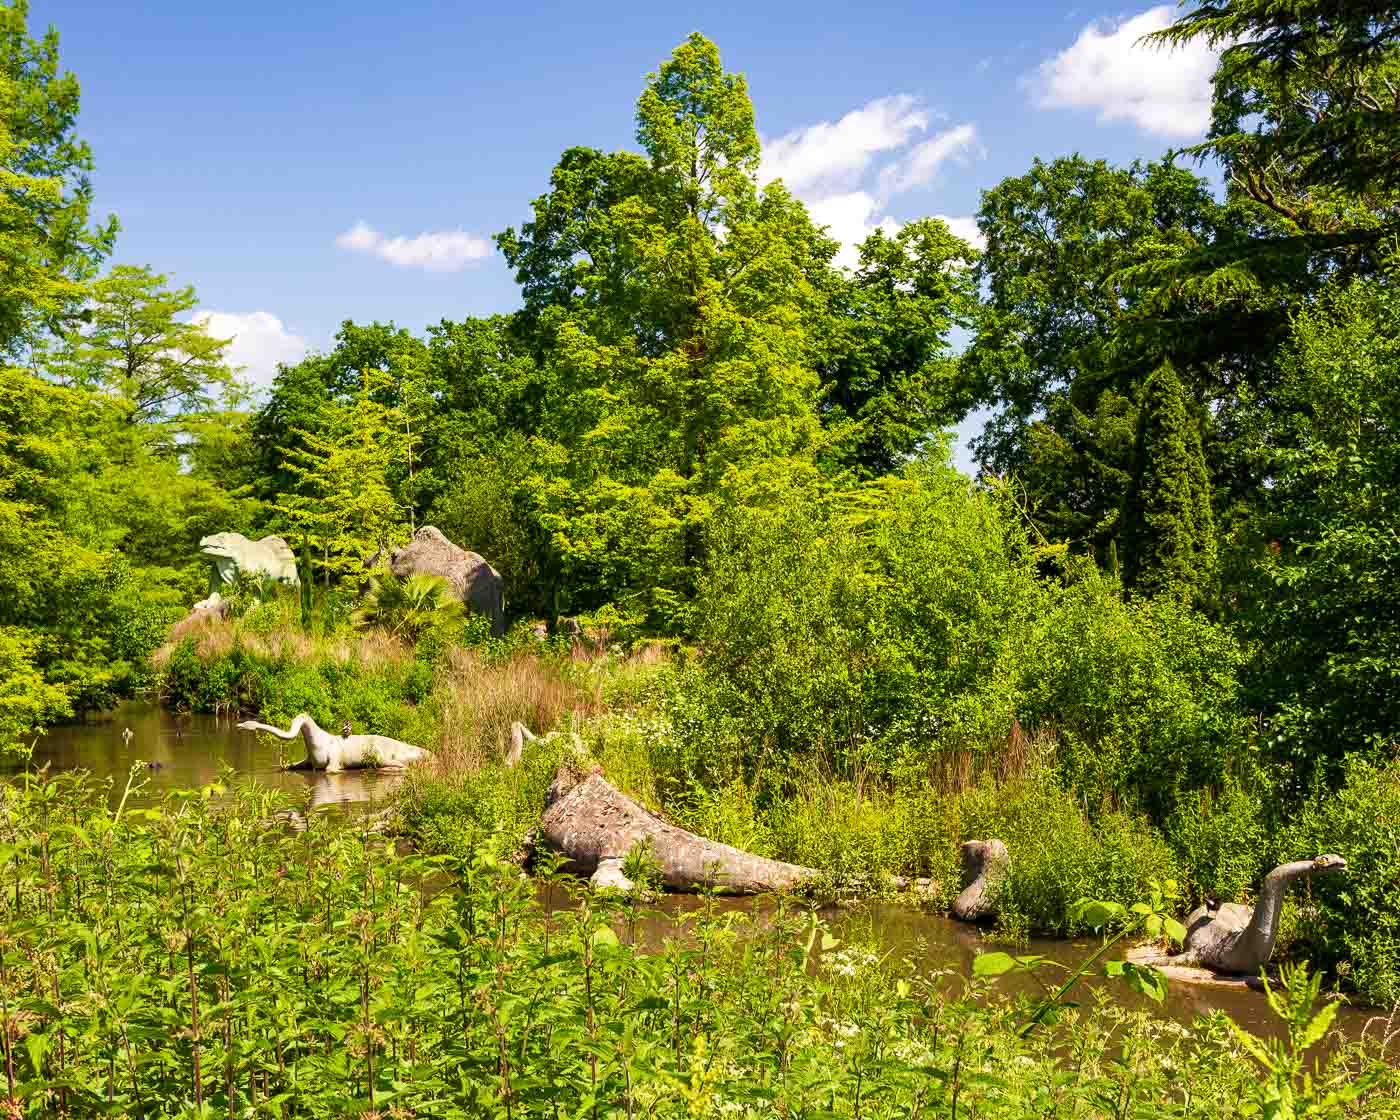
[292,714,333,752]
[1238,861,1314,964]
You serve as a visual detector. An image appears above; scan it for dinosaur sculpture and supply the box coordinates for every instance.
[236,714,431,772]
[1129,855,1348,975]
[950,839,1010,922]
[538,769,818,893]
[197,532,299,607]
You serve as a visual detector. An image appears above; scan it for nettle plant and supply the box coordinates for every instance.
[0,771,1390,1118]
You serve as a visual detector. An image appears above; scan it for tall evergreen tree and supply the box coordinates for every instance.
[1120,360,1216,601]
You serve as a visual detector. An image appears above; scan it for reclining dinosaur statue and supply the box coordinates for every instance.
[508,721,817,893]
[236,714,431,772]
[1129,854,1347,976]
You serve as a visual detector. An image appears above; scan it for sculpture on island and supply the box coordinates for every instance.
[1129,854,1348,976]
[507,721,816,893]
[950,839,1010,923]
[236,714,431,772]
[196,532,299,608]
[388,526,505,636]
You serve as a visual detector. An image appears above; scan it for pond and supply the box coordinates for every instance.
[26,702,1388,1052]
[29,699,403,816]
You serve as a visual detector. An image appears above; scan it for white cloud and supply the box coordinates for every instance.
[933,214,986,252]
[878,124,981,197]
[1030,5,1221,138]
[760,99,980,269]
[805,192,900,268]
[193,310,309,389]
[335,220,494,271]
[760,95,928,193]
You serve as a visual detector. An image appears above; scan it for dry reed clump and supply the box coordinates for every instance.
[924,718,1055,794]
[426,647,598,776]
[152,616,413,669]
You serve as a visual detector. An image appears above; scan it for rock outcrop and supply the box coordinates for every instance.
[389,526,505,636]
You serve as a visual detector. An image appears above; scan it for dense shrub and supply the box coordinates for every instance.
[1019,572,1247,821]
[1163,778,1275,907]
[954,773,1182,936]
[1277,759,1400,1007]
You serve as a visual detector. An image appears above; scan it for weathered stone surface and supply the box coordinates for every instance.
[538,770,816,894]
[236,714,431,772]
[389,526,505,636]
[199,532,299,598]
[1127,854,1347,976]
[951,839,1010,923]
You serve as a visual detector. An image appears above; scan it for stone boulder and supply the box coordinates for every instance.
[389,526,505,636]
[198,532,299,599]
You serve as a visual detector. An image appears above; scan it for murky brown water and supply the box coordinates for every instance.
[20,702,1391,1053]
[26,700,402,816]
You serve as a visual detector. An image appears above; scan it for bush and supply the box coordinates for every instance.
[1277,759,1400,1007]
[1163,778,1275,907]
[954,771,1182,936]
[689,457,1039,784]
[1020,572,1247,821]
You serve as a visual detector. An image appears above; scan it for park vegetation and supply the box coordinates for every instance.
[1,0,1399,1109]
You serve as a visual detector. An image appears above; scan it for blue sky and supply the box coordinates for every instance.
[33,0,1222,465]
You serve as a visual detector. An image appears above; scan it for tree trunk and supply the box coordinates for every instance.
[537,773,815,894]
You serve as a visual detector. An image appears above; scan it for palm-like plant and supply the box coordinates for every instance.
[351,571,464,640]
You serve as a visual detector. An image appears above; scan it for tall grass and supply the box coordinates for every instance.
[0,770,1390,1117]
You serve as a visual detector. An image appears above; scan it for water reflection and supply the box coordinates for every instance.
[25,700,397,819]
[21,702,1388,1053]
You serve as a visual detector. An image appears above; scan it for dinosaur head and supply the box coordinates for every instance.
[1311,854,1348,874]
[199,533,243,563]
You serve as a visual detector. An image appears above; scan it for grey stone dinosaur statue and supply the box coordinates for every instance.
[236,714,431,772]
[951,839,1010,922]
[197,532,299,606]
[1131,854,1347,975]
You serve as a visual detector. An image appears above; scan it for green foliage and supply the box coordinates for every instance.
[1277,759,1400,1008]
[684,456,1036,783]
[955,775,1181,937]
[274,365,412,581]
[1120,360,1217,602]
[0,625,69,759]
[157,633,430,735]
[814,218,980,477]
[1020,571,1245,820]
[0,773,1391,1117]
[47,264,240,422]
[964,155,1278,568]
[351,569,464,641]
[0,0,117,355]
[1243,278,1400,785]
[1227,960,1388,1119]
[1164,778,1275,907]
[496,33,832,617]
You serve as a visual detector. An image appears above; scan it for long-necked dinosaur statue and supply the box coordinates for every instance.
[237,714,431,771]
[1129,854,1347,975]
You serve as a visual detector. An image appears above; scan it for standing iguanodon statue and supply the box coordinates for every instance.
[197,532,299,606]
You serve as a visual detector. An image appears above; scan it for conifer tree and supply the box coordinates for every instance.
[1120,360,1215,601]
